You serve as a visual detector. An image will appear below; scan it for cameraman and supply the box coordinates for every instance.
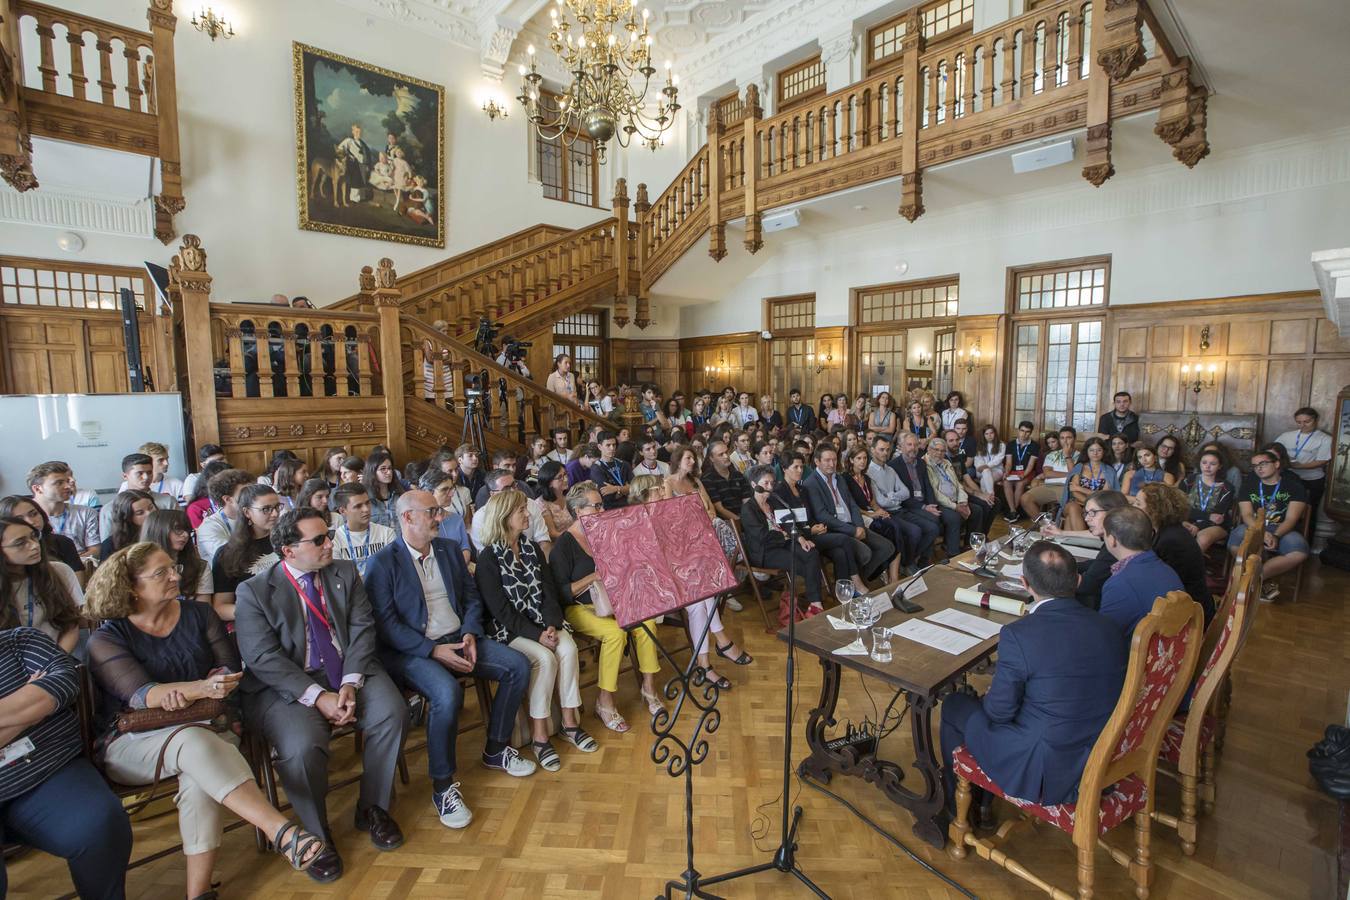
[496,339,531,379]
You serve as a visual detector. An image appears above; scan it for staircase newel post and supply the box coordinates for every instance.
[368,258,408,462]
[167,233,218,446]
[146,0,185,243]
[707,107,726,261]
[634,182,651,328]
[742,83,763,253]
[612,177,631,328]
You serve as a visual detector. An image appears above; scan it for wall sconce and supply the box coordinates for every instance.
[806,348,833,375]
[191,6,235,40]
[915,348,932,368]
[1181,362,1216,395]
[958,338,981,374]
[482,97,509,121]
[1199,325,1211,352]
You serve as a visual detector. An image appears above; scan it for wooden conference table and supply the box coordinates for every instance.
[779,552,1022,849]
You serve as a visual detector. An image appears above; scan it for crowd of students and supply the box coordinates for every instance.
[0,384,1332,898]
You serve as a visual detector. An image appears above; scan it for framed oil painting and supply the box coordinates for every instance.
[293,42,445,248]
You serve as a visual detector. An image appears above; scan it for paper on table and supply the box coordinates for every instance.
[833,638,869,656]
[953,586,1027,616]
[1060,542,1100,561]
[957,560,980,571]
[927,607,1003,640]
[888,619,984,655]
[1001,563,1023,578]
[1044,476,1067,485]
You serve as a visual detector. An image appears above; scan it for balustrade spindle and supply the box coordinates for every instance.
[227,325,246,399]
[1043,19,1060,90]
[1001,36,1018,103]
[1021,27,1038,97]
[281,325,300,397]
[95,37,116,105]
[65,31,87,99]
[1066,13,1084,83]
[963,54,977,116]
[983,43,998,108]
[124,46,143,110]
[35,21,58,92]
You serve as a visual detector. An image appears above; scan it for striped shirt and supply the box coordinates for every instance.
[0,627,81,802]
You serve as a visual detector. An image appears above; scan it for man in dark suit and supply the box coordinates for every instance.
[364,490,534,832]
[235,508,409,884]
[940,541,1127,819]
[1100,506,1185,637]
[800,444,895,585]
[889,432,958,557]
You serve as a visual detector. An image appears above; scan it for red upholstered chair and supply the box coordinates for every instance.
[948,591,1203,899]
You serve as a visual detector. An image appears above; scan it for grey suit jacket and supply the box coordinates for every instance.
[800,470,864,534]
[234,558,382,703]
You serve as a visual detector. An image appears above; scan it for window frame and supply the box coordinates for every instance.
[851,275,959,401]
[552,307,607,387]
[714,90,746,126]
[865,0,976,75]
[534,89,603,210]
[775,54,827,112]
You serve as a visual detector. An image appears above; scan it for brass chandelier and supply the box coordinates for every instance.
[516,0,681,162]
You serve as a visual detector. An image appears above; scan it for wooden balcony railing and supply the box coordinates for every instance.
[1,0,185,242]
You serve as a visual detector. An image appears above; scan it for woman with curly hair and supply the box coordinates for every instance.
[86,543,326,896]
[99,489,157,559]
[140,509,212,604]
[1132,482,1214,624]
[0,516,82,652]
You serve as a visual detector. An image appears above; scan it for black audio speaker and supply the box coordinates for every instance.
[120,287,146,392]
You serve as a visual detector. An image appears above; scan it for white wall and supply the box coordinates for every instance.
[0,0,614,303]
[678,125,1350,336]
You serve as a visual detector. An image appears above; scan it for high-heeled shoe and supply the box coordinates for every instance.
[640,686,664,716]
[715,642,753,666]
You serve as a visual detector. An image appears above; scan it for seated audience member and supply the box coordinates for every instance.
[27,462,100,557]
[1020,427,1076,520]
[922,437,972,559]
[628,474,665,503]
[940,541,1127,815]
[1097,391,1141,442]
[728,431,755,474]
[1228,447,1310,601]
[588,432,633,510]
[330,483,397,578]
[525,437,551,482]
[888,432,949,557]
[803,445,896,587]
[550,483,663,732]
[1133,483,1214,624]
[295,478,332,524]
[272,458,311,512]
[972,425,1007,497]
[257,451,296,488]
[785,387,818,432]
[185,460,231,528]
[944,430,997,536]
[1121,442,1168,496]
[141,509,212,604]
[1108,435,1133,483]
[362,451,403,529]
[666,447,745,609]
[1042,491,1130,610]
[475,450,526,508]
[1196,440,1244,497]
[211,484,282,623]
[865,437,938,567]
[564,443,599,488]
[474,491,597,771]
[196,468,255,565]
[545,427,572,466]
[0,626,131,899]
[133,441,185,501]
[840,447,904,584]
[1100,507,1185,636]
[0,496,83,575]
[940,391,970,433]
[743,466,824,615]
[0,517,82,653]
[234,509,409,882]
[469,470,550,554]
[426,450,474,519]
[456,444,486,500]
[86,544,327,895]
[702,440,757,528]
[180,443,227,505]
[365,493,534,829]
[417,471,472,562]
[1156,434,1187,483]
[1276,406,1332,536]
[337,454,365,487]
[1001,423,1041,523]
[1180,448,1235,553]
[102,453,177,539]
[1062,437,1120,531]
[318,447,349,490]
[98,489,157,560]
[535,462,574,541]
[633,438,670,478]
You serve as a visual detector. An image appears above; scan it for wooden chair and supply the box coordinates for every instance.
[948,590,1204,899]
[1232,506,1265,568]
[1151,556,1260,854]
[729,522,780,631]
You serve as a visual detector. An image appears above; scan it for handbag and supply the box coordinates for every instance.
[115,698,228,734]
[588,578,614,618]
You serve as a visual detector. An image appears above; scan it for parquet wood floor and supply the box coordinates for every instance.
[8,559,1345,899]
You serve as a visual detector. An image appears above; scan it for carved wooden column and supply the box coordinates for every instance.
[0,1,37,192]
[1096,0,1146,83]
[612,178,630,327]
[707,106,726,261]
[1172,83,1210,169]
[167,235,218,446]
[742,83,763,253]
[369,259,409,461]
[633,181,650,308]
[147,0,185,244]
[1082,0,1115,187]
[898,9,925,221]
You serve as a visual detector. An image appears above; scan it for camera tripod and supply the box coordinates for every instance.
[461,393,488,458]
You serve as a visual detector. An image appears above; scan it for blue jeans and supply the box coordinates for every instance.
[0,756,131,899]
[383,635,530,781]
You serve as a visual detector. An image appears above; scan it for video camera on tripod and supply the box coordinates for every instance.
[472,315,531,370]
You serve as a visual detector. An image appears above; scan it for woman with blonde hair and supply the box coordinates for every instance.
[757,394,782,432]
[629,474,667,504]
[475,492,596,771]
[86,543,326,897]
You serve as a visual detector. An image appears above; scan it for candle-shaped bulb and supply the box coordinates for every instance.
[527,43,535,55]
[607,33,616,46]
[1182,364,1190,375]
[664,59,672,70]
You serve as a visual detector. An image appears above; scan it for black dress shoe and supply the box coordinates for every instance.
[305,847,343,884]
[354,804,405,851]
[1310,725,1350,759]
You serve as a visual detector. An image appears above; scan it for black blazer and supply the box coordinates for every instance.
[1153,522,1214,623]
[739,497,792,566]
[889,455,935,505]
[785,404,817,431]
[474,539,570,642]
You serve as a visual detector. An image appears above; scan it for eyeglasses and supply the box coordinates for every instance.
[288,533,333,548]
[1252,459,1277,468]
[251,504,282,515]
[407,506,446,519]
[137,563,183,581]
[1084,508,1103,519]
[2,534,39,551]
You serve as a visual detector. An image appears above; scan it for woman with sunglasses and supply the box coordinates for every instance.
[141,509,212,604]
[0,516,82,653]
[210,485,281,623]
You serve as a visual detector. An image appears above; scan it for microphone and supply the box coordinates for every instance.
[891,562,935,614]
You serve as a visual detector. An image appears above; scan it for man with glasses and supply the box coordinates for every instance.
[26,461,100,558]
[416,471,472,565]
[365,490,534,832]
[588,432,632,510]
[234,508,409,884]
[468,470,551,554]
[1229,447,1310,601]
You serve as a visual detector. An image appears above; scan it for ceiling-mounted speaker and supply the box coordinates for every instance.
[762,208,801,233]
[1011,138,1075,174]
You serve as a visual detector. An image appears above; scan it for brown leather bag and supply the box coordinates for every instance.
[115,699,227,734]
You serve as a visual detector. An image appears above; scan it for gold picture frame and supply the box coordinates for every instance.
[293,42,445,248]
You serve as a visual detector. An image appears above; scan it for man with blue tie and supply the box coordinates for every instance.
[800,444,896,587]
[365,490,534,832]
[940,541,1127,823]
[235,508,409,884]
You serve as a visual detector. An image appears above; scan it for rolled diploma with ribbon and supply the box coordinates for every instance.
[953,586,1026,617]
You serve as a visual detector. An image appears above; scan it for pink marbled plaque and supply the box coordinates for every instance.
[581,493,737,629]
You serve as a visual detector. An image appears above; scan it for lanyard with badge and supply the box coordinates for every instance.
[342,524,370,557]
[1256,480,1280,524]
[1197,478,1218,511]
[1292,431,1315,460]
[1013,441,1031,470]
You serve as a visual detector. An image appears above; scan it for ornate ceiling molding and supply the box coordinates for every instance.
[0,184,154,238]
[333,0,480,50]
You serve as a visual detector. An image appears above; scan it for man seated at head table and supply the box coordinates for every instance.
[939,541,1128,826]
[1099,506,1185,637]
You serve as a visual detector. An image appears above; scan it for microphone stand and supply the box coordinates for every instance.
[700,490,829,898]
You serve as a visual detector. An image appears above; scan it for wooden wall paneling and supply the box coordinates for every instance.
[1316,319,1350,355]
[953,315,998,429]
[1270,318,1312,356]
[1116,325,1149,359]
[678,332,760,398]
[1227,319,1268,356]
[1310,358,1350,430]
[1263,359,1309,441]
[626,339,680,393]
[214,397,389,475]
[1150,324,1185,358]
[813,326,849,399]
[1222,359,1265,415]
[87,321,130,393]
[608,338,631,386]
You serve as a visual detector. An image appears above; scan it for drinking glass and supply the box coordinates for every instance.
[969,532,986,564]
[835,579,855,610]
[848,594,873,642]
[870,626,892,663]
